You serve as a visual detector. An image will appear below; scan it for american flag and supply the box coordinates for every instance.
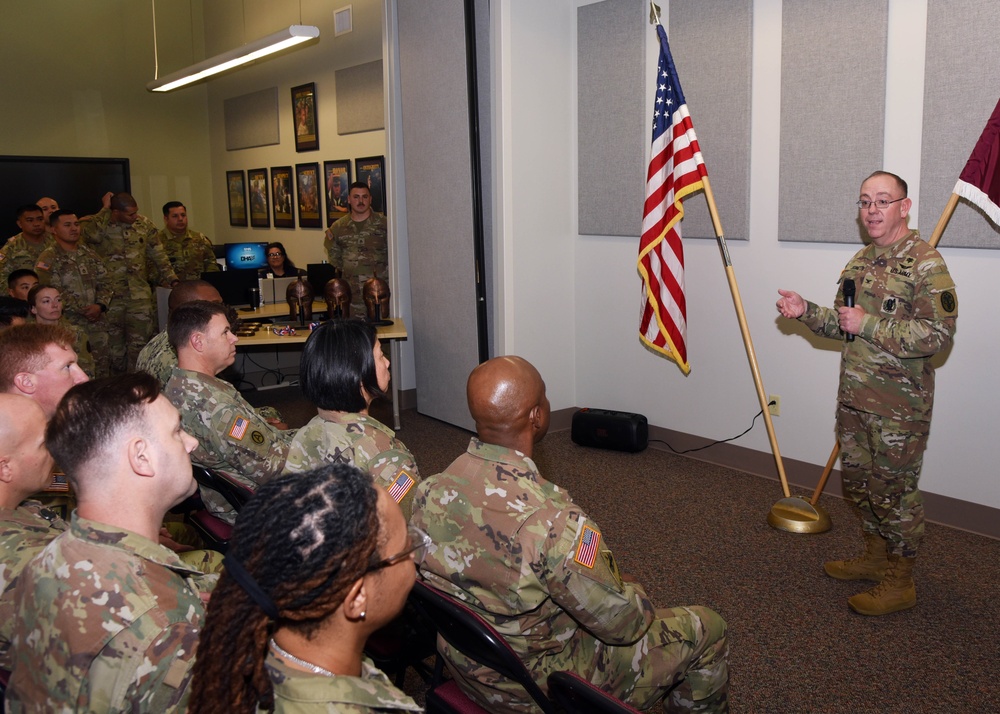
[229,416,249,440]
[388,471,415,503]
[574,524,601,568]
[638,23,707,375]
[954,97,1000,228]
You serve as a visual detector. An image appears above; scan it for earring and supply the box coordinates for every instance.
[359,611,366,620]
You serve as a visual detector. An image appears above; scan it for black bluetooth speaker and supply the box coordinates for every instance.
[571,408,648,453]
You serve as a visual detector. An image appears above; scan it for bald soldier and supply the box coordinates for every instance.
[411,356,729,713]
[0,395,62,669]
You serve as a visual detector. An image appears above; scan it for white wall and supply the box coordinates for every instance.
[495,0,1000,510]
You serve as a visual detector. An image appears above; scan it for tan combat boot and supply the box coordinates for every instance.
[847,554,916,616]
[823,532,889,581]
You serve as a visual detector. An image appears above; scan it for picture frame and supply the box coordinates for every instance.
[226,170,247,227]
[324,159,352,226]
[271,166,295,228]
[247,168,270,228]
[295,162,323,228]
[291,82,319,152]
[354,155,386,215]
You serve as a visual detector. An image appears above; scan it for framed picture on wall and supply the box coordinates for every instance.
[291,82,319,152]
[295,162,322,228]
[355,155,386,215]
[271,166,295,228]
[324,159,352,226]
[247,168,270,228]
[226,170,247,227]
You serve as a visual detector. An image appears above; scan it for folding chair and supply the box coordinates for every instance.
[547,671,642,713]
[409,580,556,714]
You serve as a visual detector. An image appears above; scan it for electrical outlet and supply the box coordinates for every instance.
[768,394,781,416]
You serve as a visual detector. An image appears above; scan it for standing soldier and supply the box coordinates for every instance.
[0,205,54,287]
[80,192,179,374]
[35,210,112,378]
[158,201,220,281]
[324,182,388,317]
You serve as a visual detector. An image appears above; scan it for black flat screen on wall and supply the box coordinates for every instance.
[0,155,130,241]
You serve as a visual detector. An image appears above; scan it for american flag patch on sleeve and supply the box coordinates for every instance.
[387,470,415,503]
[228,416,250,440]
[574,525,601,568]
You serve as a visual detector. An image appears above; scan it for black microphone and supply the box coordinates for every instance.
[842,278,856,343]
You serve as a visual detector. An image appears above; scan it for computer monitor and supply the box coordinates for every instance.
[224,242,268,270]
[201,269,259,306]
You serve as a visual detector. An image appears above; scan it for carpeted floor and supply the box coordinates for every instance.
[245,386,1000,713]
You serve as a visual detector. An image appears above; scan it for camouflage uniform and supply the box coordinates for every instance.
[5,513,209,712]
[138,330,283,422]
[157,228,220,281]
[324,213,388,317]
[0,232,54,285]
[35,241,113,377]
[798,230,957,557]
[261,653,421,713]
[0,501,67,670]
[164,367,296,524]
[411,438,729,713]
[283,412,421,520]
[80,208,179,374]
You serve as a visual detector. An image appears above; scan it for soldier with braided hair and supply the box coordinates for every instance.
[189,462,423,713]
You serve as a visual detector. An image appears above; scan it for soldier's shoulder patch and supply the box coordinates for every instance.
[251,430,265,444]
[35,261,50,271]
[228,415,250,441]
[387,469,416,503]
[574,524,601,569]
[939,290,957,314]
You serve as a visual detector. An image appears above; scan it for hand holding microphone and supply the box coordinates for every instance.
[841,278,856,342]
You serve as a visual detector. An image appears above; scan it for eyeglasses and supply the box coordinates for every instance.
[366,525,431,573]
[856,198,905,210]
[267,252,283,258]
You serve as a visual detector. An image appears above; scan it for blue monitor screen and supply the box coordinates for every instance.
[225,242,268,270]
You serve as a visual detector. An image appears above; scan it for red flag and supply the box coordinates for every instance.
[638,24,706,375]
[954,97,1000,228]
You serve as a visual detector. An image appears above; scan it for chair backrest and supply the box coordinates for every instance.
[191,464,253,512]
[546,671,642,714]
[410,580,555,714]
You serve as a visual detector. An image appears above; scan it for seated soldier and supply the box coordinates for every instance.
[411,356,730,713]
[6,373,213,711]
[6,269,38,302]
[0,323,88,418]
[0,395,61,670]
[164,300,295,524]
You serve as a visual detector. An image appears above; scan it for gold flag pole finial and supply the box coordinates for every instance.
[649,3,661,25]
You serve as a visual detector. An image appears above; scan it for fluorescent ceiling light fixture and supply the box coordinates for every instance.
[147,24,319,92]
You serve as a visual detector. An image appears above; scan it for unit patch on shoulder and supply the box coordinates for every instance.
[228,416,250,440]
[387,470,415,503]
[251,431,265,444]
[939,290,956,314]
[574,524,601,569]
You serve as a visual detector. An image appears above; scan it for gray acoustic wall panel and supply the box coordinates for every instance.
[669,0,752,241]
[577,0,645,236]
[919,0,1000,249]
[223,87,279,151]
[397,0,481,431]
[779,1,888,243]
[336,59,385,135]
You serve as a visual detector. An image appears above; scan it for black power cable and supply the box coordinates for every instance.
[648,401,776,455]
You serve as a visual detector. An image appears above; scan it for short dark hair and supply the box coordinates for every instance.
[0,323,76,393]
[300,319,385,412]
[48,209,77,227]
[168,300,229,352]
[0,297,29,327]
[348,181,370,195]
[110,192,137,212]
[15,204,42,220]
[163,201,185,216]
[864,171,908,197]
[46,373,161,490]
[7,269,38,289]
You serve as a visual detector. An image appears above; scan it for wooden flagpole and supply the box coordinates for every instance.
[699,176,793,498]
[810,192,962,504]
